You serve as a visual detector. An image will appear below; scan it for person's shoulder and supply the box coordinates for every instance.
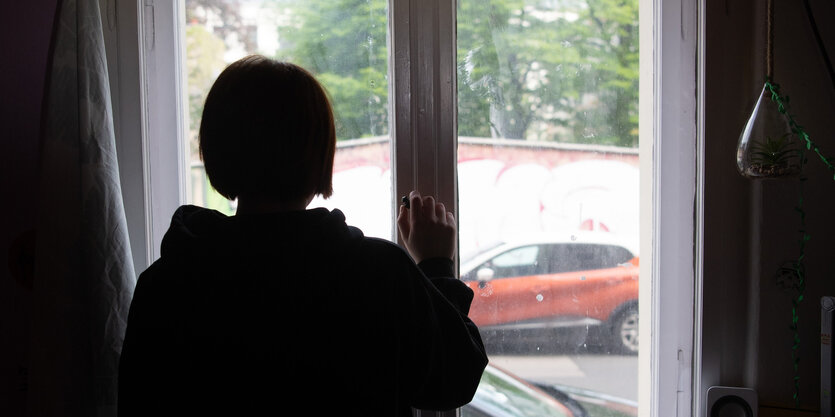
[134,256,174,291]
[357,236,413,261]
[128,259,174,310]
[135,251,195,290]
[346,235,424,276]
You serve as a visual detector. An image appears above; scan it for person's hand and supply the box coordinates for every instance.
[397,190,456,263]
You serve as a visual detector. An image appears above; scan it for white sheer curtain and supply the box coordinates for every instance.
[28,0,135,415]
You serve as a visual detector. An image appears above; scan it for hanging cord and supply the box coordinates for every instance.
[766,0,773,79]
[802,0,835,95]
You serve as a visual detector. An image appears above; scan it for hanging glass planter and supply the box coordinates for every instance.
[736,83,801,179]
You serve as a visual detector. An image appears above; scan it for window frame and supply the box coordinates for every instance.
[638,0,704,416]
[106,0,705,416]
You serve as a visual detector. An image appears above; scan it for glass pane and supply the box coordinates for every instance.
[183,0,392,240]
[492,245,539,268]
[547,243,635,272]
[457,0,641,413]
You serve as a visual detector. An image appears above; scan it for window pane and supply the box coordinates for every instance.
[492,245,539,268]
[457,0,641,408]
[183,0,392,239]
[546,243,635,272]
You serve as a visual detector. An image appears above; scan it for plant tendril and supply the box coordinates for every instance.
[763,79,831,407]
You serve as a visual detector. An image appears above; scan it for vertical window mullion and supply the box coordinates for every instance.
[139,0,187,263]
[390,0,458,254]
[640,0,700,415]
[390,0,460,415]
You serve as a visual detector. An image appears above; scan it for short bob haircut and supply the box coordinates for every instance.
[199,55,336,202]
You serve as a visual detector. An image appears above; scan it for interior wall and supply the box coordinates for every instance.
[0,1,60,415]
[703,0,759,398]
[705,0,835,413]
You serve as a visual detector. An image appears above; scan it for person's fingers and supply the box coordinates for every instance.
[397,192,457,262]
[397,204,410,239]
[409,190,422,224]
[421,195,437,221]
[435,202,447,225]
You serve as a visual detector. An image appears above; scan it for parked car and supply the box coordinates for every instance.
[460,233,639,354]
[464,363,638,417]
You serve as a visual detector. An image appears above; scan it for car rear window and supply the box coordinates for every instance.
[545,244,634,274]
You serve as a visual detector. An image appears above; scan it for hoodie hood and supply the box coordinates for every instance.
[159,205,365,264]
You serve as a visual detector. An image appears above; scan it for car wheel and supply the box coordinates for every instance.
[610,305,639,354]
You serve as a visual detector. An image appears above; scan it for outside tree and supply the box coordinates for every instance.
[275,0,389,141]
[185,0,639,147]
[457,0,638,146]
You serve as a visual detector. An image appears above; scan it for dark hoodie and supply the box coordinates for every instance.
[118,205,487,416]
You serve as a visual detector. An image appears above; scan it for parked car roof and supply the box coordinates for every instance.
[461,231,638,272]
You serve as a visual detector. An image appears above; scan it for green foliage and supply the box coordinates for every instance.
[276,0,389,140]
[185,0,639,146]
[184,25,226,158]
[278,0,638,146]
[456,0,639,145]
[751,133,795,166]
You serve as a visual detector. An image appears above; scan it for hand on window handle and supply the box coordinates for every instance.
[397,190,457,264]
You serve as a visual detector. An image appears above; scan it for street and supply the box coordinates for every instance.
[480,329,639,402]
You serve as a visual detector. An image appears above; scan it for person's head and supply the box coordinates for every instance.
[199,55,336,204]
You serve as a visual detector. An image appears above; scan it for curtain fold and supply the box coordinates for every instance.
[29,0,136,415]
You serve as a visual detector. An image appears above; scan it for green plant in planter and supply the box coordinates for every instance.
[747,133,800,177]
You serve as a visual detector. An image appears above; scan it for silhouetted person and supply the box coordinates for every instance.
[118,55,488,416]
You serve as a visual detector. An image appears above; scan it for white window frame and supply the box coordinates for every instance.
[638,1,703,417]
[106,0,704,416]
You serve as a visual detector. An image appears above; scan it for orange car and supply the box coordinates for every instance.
[460,233,639,353]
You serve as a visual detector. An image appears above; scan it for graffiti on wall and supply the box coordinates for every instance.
[313,144,639,257]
